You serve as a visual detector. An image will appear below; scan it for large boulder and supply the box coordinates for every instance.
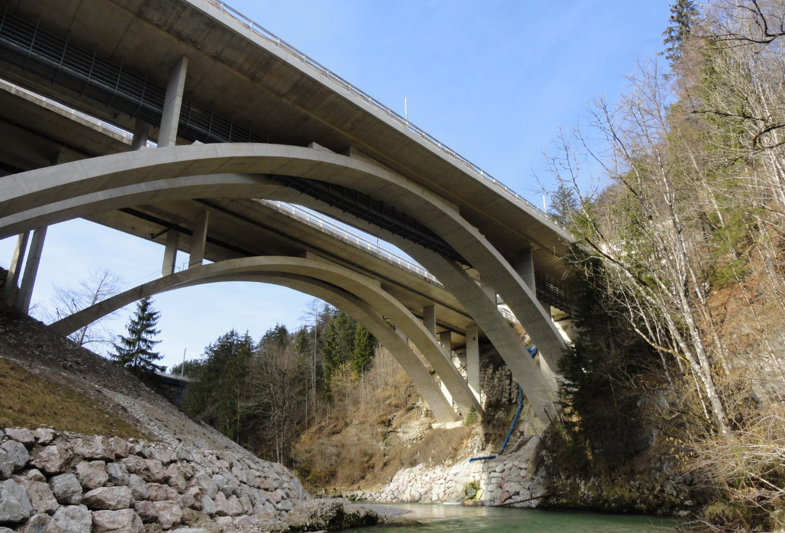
[0,479,34,524]
[52,506,91,533]
[14,478,58,514]
[1,441,30,477]
[82,487,134,511]
[133,502,180,530]
[284,499,379,532]
[73,438,113,462]
[146,484,176,502]
[5,429,35,449]
[76,462,108,490]
[126,476,147,502]
[91,509,143,533]
[105,464,128,487]
[33,446,73,475]
[33,429,57,447]
[49,475,82,505]
[18,513,61,533]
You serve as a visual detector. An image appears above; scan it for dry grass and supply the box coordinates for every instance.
[293,346,474,493]
[0,358,144,439]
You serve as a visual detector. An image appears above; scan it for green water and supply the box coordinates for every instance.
[355,504,676,532]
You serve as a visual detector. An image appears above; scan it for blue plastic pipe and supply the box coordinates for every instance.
[468,346,536,461]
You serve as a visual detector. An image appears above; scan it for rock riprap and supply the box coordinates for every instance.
[0,428,307,532]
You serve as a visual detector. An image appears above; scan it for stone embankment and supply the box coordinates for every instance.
[348,436,549,508]
[0,427,307,533]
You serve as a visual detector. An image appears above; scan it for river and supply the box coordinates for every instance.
[355,504,676,532]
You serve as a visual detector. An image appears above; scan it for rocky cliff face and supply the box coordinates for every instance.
[348,436,549,508]
[0,428,307,533]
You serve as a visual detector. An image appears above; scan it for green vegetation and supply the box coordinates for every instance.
[112,297,164,373]
[543,1,785,528]
[181,305,376,465]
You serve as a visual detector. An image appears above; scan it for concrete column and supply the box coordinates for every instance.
[395,325,408,345]
[16,227,46,313]
[188,211,209,268]
[3,232,30,307]
[438,331,451,358]
[512,247,536,293]
[158,56,188,149]
[131,119,151,150]
[479,280,496,304]
[161,230,180,277]
[466,324,480,402]
[422,305,436,336]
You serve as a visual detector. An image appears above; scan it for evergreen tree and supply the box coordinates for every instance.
[351,325,376,377]
[182,330,253,441]
[662,0,699,64]
[550,183,580,227]
[112,297,164,373]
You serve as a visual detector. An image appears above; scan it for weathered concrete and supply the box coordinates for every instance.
[466,325,480,402]
[0,143,565,371]
[403,250,556,423]
[188,211,209,268]
[2,232,28,307]
[158,56,188,149]
[16,227,46,314]
[49,256,475,422]
[161,231,179,277]
[130,120,150,151]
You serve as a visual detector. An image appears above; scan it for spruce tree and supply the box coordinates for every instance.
[662,0,699,64]
[550,183,580,227]
[351,325,376,377]
[112,297,164,373]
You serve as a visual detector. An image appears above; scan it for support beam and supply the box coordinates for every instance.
[395,325,408,345]
[512,247,536,293]
[131,119,151,151]
[3,232,29,307]
[158,56,188,149]
[410,250,556,423]
[161,230,180,277]
[466,324,480,402]
[189,211,209,268]
[438,331,451,358]
[16,227,46,314]
[423,305,436,336]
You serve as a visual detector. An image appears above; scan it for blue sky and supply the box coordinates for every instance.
[0,1,672,369]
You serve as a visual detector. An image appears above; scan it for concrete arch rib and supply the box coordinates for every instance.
[0,143,565,367]
[48,257,473,422]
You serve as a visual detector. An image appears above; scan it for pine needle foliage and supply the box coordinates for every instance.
[112,297,164,374]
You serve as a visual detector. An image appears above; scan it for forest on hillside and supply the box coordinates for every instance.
[168,1,785,529]
[542,1,785,530]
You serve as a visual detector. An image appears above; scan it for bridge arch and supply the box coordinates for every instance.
[2,143,561,417]
[49,256,491,422]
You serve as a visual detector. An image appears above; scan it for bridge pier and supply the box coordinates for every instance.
[410,250,556,424]
[3,232,29,307]
[466,325,480,403]
[131,119,151,151]
[423,305,454,409]
[17,226,46,314]
[161,230,180,276]
[159,56,189,148]
[189,210,209,268]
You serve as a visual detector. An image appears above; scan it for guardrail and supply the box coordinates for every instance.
[198,0,559,225]
[2,78,526,327]
[0,80,157,148]
[259,200,443,286]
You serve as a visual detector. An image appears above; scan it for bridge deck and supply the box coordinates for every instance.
[0,0,571,282]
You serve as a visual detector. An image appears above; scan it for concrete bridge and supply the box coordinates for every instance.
[0,0,573,425]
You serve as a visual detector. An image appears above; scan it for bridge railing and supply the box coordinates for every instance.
[259,200,443,286]
[1,79,527,327]
[198,0,562,227]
